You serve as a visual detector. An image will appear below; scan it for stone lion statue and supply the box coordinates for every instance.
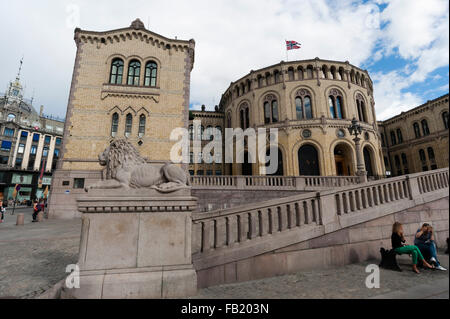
[85,139,190,193]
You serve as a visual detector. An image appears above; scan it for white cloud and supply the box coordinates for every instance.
[0,0,447,119]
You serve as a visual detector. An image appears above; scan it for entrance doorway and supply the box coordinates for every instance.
[241,151,252,176]
[363,147,374,177]
[298,144,320,176]
[334,143,354,176]
[266,147,284,176]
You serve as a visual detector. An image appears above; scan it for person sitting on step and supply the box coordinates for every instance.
[415,224,446,271]
[391,222,434,274]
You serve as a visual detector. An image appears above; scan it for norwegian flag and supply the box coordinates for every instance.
[286,40,301,50]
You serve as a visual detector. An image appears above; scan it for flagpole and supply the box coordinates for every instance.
[285,39,288,62]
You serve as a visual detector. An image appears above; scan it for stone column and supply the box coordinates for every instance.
[353,136,367,183]
[21,131,33,170]
[64,188,198,299]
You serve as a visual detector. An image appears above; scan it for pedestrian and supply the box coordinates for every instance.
[0,201,5,224]
[32,200,40,222]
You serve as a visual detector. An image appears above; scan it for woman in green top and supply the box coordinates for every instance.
[391,222,434,273]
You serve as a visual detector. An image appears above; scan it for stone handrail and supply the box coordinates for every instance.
[191,168,449,271]
[190,175,361,191]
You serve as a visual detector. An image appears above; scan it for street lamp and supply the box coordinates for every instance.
[348,117,367,182]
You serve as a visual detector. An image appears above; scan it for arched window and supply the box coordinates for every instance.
[110,58,124,84]
[306,65,314,79]
[274,70,281,83]
[356,94,367,122]
[413,122,421,138]
[330,66,336,79]
[265,73,271,86]
[419,149,426,162]
[421,119,430,136]
[226,113,232,128]
[442,111,449,129]
[7,113,16,121]
[396,128,403,144]
[295,90,313,120]
[338,67,344,81]
[263,94,278,124]
[127,60,141,86]
[239,104,250,129]
[125,113,133,137]
[328,89,344,119]
[138,114,146,137]
[144,61,157,87]
[247,80,251,92]
[257,75,263,88]
[390,131,396,145]
[288,68,294,81]
[427,147,435,160]
[297,67,304,80]
[205,126,213,141]
[111,113,119,137]
[380,133,385,147]
[401,153,409,174]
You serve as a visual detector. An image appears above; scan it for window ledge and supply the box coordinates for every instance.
[101,84,160,102]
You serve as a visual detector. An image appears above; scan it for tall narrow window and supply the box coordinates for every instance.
[427,147,435,160]
[329,90,344,119]
[401,153,409,174]
[336,96,343,119]
[272,100,279,123]
[421,119,430,136]
[111,113,119,137]
[329,97,336,119]
[413,122,421,138]
[442,112,449,129]
[144,61,157,87]
[355,94,367,122]
[127,60,141,86]
[380,133,385,147]
[295,97,303,120]
[240,109,245,129]
[419,149,426,162]
[264,102,271,124]
[396,129,403,144]
[138,114,146,137]
[295,90,313,120]
[125,113,133,137]
[390,131,396,145]
[110,58,124,84]
[263,95,278,124]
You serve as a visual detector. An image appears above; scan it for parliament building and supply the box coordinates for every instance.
[49,20,449,218]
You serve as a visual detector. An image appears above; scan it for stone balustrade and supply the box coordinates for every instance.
[191,168,449,273]
[190,175,361,191]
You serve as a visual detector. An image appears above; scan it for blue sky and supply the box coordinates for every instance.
[0,0,448,120]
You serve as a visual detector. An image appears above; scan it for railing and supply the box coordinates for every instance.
[192,191,322,255]
[190,175,362,190]
[191,168,449,270]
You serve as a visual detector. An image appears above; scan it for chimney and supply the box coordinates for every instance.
[40,105,44,117]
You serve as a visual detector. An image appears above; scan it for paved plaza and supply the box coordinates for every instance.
[0,211,448,299]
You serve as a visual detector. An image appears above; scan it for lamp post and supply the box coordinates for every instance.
[348,117,367,183]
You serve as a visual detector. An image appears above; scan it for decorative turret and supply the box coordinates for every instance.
[130,18,145,30]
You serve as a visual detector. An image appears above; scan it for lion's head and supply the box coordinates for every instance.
[99,139,147,179]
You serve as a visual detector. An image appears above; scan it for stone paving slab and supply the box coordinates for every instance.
[0,211,448,299]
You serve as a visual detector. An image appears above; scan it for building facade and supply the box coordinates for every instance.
[0,63,64,202]
[48,19,195,218]
[188,105,224,176]
[378,94,449,177]
[219,58,385,178]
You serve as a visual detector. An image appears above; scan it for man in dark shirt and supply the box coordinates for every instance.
[415,224,446,271]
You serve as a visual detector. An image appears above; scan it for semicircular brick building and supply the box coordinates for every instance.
[219,58,385,177]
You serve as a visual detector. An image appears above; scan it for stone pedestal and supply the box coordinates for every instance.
[65,188,198,299]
